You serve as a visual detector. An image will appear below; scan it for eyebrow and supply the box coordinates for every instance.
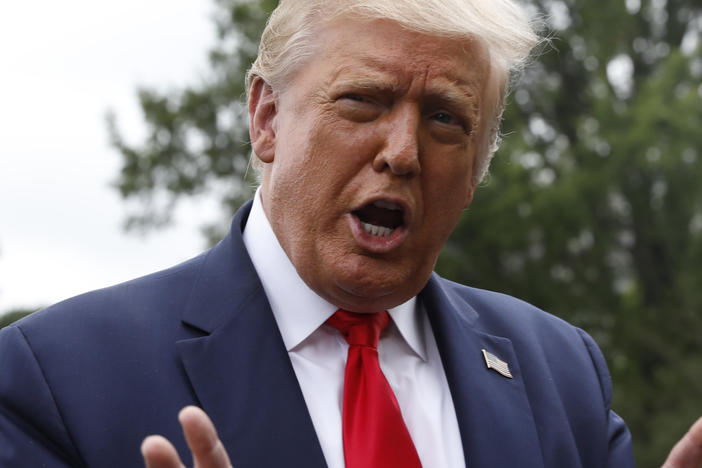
[426,83,481,119]
[326,61,401,92]
[329,71,477,100]
[330,76,401,94]
[326,56,482,116]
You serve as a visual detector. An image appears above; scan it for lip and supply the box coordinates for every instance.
[347,196,413,253]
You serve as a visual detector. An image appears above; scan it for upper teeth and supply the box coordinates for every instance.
[373,200,402,211]
[362,222,393,237]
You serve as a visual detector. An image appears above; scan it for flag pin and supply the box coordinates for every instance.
[482,349,513,379]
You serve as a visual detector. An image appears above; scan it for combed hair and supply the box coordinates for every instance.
[246,0,541,182]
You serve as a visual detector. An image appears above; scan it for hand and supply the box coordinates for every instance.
[662,416,702,468]
[142,406,233,468]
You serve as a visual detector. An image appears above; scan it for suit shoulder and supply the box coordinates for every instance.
[434,276,572,331]
[429,275,603,378]
[8,250,209,344]
[430,274,618,409]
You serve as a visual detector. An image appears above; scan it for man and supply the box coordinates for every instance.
[1,1,700,467]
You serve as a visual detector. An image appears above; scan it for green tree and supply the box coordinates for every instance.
[440,2,702,466]
[108,0,279,242]
[0,309,36,329]
[109,1,702,466]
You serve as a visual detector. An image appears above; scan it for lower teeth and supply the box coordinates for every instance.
[362,222,393,237]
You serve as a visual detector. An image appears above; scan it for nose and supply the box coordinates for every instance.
[372,105,421,177]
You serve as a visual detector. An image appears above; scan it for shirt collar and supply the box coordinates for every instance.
[388,299,427,361]
[242,188,427,361]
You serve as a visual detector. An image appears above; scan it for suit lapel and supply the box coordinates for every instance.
[176,202,327,468]
[422,275,545,468]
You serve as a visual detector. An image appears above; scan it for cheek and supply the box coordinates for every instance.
[306,126,379,182]
[421,152,474,218]
[427,147,474,188]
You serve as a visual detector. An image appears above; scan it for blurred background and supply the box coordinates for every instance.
[1,0,700,466]
[0,0,218,315]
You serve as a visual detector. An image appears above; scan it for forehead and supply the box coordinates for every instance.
[299,18,493,97]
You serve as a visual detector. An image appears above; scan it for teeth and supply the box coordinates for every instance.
[373,200,402,211]
[362,222,393,237]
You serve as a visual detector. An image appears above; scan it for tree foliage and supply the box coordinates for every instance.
[440,2,702,465]
[0,309,36,329]
[109,1,702,466]
[108,0,278,242]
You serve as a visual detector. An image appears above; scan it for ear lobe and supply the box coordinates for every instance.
[248,76,278,163]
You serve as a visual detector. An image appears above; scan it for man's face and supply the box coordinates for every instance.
[252,19,498,312]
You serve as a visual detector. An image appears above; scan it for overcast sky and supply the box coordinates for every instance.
[0,0,222,314]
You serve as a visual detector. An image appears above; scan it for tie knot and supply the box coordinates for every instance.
[327,310,390,348]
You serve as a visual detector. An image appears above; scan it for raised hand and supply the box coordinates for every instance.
[142,406,233,468]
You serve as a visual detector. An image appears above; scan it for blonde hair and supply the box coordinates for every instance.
[247,0,540,182]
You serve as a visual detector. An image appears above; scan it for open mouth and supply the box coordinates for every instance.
[352,200,405,238]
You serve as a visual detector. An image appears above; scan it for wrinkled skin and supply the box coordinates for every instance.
[249,19,500,313]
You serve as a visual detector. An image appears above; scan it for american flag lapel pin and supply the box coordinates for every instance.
[482,349,513,379]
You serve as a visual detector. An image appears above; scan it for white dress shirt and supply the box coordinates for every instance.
[242,190,466,468]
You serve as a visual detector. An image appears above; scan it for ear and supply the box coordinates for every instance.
[248,76,278,164]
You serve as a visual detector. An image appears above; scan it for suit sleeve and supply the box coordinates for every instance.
[577,328,635,468]
[0,325,85,467]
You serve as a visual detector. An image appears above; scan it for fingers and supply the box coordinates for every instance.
[662,416,702,468]
[142,435,187,468]
[179,406,233,468]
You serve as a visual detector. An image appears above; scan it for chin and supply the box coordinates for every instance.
[334,290,407,314]
[331,264,421,311]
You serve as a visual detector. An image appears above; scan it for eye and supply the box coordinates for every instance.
[341,94,370,103]
[432,112,459,125]
[335,93,383,122]
[430,111,469,133]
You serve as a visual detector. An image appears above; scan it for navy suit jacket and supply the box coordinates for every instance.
[0,201,634,467]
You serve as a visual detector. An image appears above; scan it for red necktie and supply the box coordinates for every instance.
[327,310,423,468]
